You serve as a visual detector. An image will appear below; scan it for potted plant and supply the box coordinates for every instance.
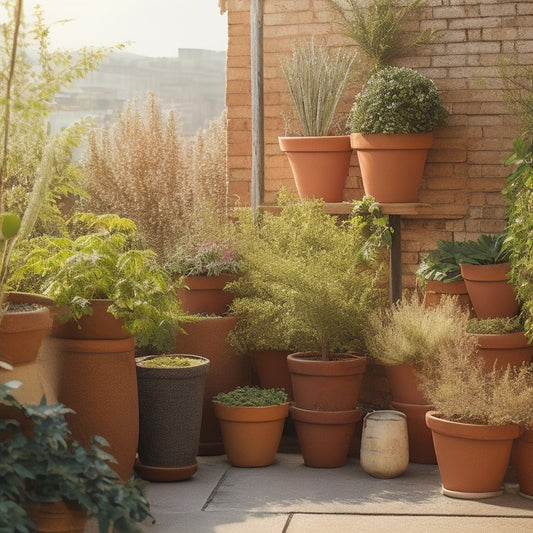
[135,354,210,481]
[348,66,448,203]
[0,381,153,532]
[456,232,518,319]
[420,346,532,499]
[278,38,357,202]
[364,295,472,464]
[212,385,289,467]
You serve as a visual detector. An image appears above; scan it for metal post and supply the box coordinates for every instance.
[389,214,402,304]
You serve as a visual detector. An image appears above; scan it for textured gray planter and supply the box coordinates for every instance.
[135,354,210,481]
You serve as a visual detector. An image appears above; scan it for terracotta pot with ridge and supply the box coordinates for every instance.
[423,280,473,315]
[25,501,87,533]
[512,428,533,499]
[251,349,293,399]
[475,331,533,372]
[177,274,238,315]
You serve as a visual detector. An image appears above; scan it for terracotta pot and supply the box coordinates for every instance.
[475,331,533,372]
[460,263,519,319]
[426,411,521,499]
[51,299,129,340]
[213,401,289,467]
[512,428,533,499]
[56,336,138,481]
[290,404,363,468]
[135,354,210,482]
[176,316,252,455]
[25,501,87,533]
[287,352,367,411]
[278,135,352,202]
[0,292,53,366]
[423,280,473,315]
[177,274,238,315]
[251,349,293,399]
[391,400,436,464]
[385,364,427,405]
[350,132,433,203]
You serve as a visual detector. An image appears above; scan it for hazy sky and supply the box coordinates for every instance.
[22,0,228,57]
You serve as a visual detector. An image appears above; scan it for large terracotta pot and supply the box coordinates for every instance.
[56,337,138,481]
[350,132,433,203]
[177,274,238,315]
[287,352,367,411]
[512,428,533,499]
[51,299,129,340]
[385,363,427,405]
[213,401,289,467]
[423,280,473,315]
[460,263,518,319]
[176,316,252,455]
[25,501,87,533]
[426,411,521,499]
[135,354,210,482]
[475,331,533,372]
[251,349,293,399]
[290,405,363,468]
[278,135,352,202]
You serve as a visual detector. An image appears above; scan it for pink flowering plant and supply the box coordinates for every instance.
[165,240,242,277]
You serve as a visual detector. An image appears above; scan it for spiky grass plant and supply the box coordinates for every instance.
[279,38,356,136]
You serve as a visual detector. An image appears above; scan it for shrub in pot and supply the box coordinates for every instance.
[348,66,448,203]
[213,385,289,467]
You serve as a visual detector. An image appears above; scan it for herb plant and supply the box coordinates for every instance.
[455,232,511,265]
[466,315,524,335]
[416,240,468,283]
[348,66,448,134]
[213,386,288,407]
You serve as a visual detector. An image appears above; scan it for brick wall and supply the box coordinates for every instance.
[226,0,532,289]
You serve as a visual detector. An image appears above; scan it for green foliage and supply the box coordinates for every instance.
[416,240,468,283]
[455,232,511,265]
[213,386,288,407]
[227,197,387,359]
[279,38,356,136]
[365,294,473,366]
[8,213,184,352]
[466,315,524,335]
[138,356,203,368]
[326,0,435,75]
[0,381,153,533]
[348,66,448,134]
[165,240,241,277]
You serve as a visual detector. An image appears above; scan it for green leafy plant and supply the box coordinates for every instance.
[213,385,288,407]
[365,294,473,366]
[326,0,435,75]
[0,381,153,533]
[455,232,511,265]
[227,197,387,359]
[9,213,184,352]
[348,66,448,134]
[466,315,524,335]
[137,356,203,368]
[416,240,469,283]
[279,38,356,136]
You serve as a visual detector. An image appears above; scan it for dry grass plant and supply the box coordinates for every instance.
[365,294,473,366]
[81,92,229,259]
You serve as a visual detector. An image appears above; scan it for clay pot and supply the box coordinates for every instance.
[360,410,409,479]
[385,364,427,405]
[290,405,363,468]
[460,263,519,319]
[251,349,293,399]
[474,331,533,372]
[287,352,367,411]
[176,316,252,455]
[51,299,129,340]
[350,132,433,203]
[278,135,352,202]
[213,401,289,467]
[56,337,138,481]
[25,501,87,533]
[512,428,533,499]
[425,411,521,499]
[391,400,436,464]
[135,354,210,482]
[423,280,473,315]
[177,274,238,315]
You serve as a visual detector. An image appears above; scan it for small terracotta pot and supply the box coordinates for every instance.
[251,349,293,399]
[287,352,367,411]
[385,364,427,405]
[350,132,433,203]
[424,280,473,315]
[460,263,518,319]
[512,428,533,499]
[213,401,289,467]
[177,274,238,315]
[426,411,521,499]
[475,331,533,372]
[25,501,87,533]
[278,135,352,202]
[290,404,363,468]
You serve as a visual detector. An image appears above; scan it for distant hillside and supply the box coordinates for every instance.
[50,49,226,138]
